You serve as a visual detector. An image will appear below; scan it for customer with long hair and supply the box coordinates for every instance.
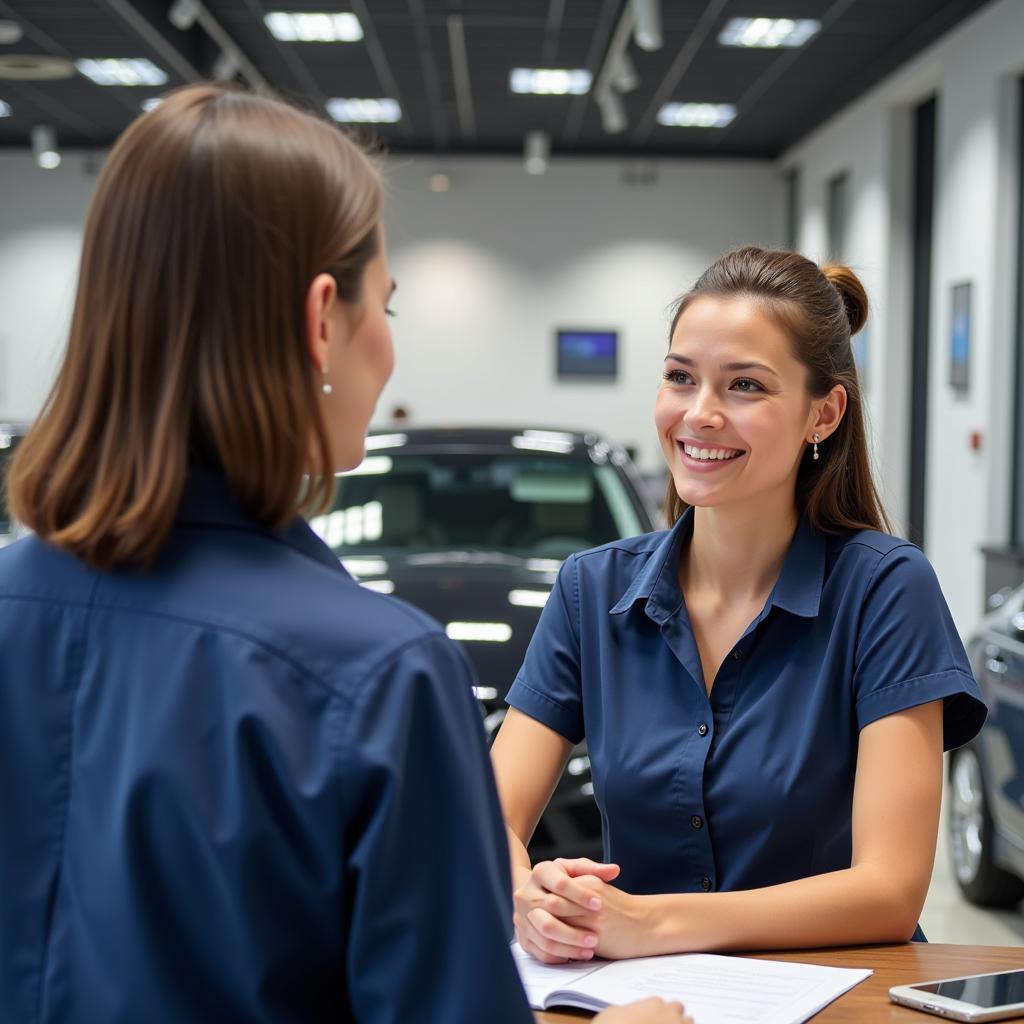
[0,84,686,1024]
[492,247,986,963]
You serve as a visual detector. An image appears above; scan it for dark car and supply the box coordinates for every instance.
[949,585,1024,906]
[310,426,660,861]
[0,424,28,548]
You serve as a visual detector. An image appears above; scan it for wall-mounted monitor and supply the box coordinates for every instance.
[556,329,618,380]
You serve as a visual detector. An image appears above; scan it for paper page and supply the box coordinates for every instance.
[511,942,607,1009]
[566,952,871,1024]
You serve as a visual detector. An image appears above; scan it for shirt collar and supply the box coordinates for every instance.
[609,506,825,620]
[176,467,348,576]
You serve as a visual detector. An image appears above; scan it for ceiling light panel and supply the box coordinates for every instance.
[657,102,737,128]
[76,58,167,87]
[510,68,591,96]
[326,97,401,123]
[718,18,821,48]
[0,99,10,118]
[264,11,363,42]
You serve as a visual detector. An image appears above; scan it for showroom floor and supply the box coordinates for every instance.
[920,776,1024,945]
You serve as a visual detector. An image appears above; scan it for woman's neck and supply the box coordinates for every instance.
[682,490,799,607]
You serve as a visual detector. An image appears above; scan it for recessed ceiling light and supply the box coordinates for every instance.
[510,68,592,96]
[141,97,163,112]
[75,58,167,86]
[719,17,820,48]
[326,97,401,123]
[264,11,362,42]
[657,102,737,128]
[0,99,10,117]
[0,19,23,45]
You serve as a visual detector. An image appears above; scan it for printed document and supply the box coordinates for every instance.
[512,942,871,1023]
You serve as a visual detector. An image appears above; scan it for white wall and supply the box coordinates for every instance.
[0,152,100,422]
[380,156,779,468]
[781,0,1024,634]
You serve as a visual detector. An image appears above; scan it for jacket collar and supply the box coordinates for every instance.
[176,468,347,576]
[609,506,825,621]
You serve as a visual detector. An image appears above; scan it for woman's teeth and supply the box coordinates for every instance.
[682,443,742,461]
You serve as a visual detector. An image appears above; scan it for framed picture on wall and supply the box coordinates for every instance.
[950,281,971,394]
[556,329,618,381]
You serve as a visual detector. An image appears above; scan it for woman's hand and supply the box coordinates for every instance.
[595,997,693,1023]
[558,876,660,960]
[513,857,620,963]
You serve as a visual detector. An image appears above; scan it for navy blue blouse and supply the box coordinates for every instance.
[0,472,532,1024]
[507,509,986,900]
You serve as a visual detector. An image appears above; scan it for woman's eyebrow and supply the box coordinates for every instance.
[664,353,779,377]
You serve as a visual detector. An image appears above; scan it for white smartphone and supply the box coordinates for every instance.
[890,968,1024,1021]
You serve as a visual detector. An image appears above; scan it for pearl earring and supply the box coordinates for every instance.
[812,432,820,461]
[321,367,333,396]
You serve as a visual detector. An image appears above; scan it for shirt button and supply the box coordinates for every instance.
[701,877,712,891]
[690,815,703,829]
[697,723,708,736]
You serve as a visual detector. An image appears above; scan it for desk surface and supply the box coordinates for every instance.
[535,943,1024,1022]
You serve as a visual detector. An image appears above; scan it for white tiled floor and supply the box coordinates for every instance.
[919,777,1024,945]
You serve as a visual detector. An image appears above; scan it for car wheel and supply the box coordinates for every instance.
[948,746,1024,907]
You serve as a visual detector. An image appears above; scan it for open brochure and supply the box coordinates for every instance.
[512,942,871,1023]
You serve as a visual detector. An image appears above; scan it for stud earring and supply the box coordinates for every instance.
[812,432,820,461]
[321,367,333,396]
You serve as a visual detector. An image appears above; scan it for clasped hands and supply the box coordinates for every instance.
[514,856,653,963]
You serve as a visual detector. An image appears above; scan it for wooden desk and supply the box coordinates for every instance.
[536,943,1024,1022]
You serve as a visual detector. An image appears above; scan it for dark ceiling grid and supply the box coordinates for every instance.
[708,0,857,154]
[236,0,326,107]
[407,0,449,147]
[561,0,619,144]
[630,0,730,143]
[0,0,1000,157]
[541,0,565,67]
[348,0,414,138]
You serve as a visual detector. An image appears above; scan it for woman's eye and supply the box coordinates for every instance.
[662,369,692,385]
[385,307,397,319]
[732,378,763,393]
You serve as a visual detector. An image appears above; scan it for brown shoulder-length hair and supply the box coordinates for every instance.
[8,83,382,570]
[664,245,892,535]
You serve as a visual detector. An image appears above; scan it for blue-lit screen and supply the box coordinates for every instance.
[556,330,618,379]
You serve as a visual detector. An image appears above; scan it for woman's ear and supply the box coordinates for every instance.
[305,273,339,374]
[812,384,848,442]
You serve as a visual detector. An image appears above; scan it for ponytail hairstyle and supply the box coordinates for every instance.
[7,84,383,570]
[664,246,891,535]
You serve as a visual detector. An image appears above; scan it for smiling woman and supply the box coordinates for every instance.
[491,245,986,966]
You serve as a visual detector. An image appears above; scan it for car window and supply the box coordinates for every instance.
[310,451,646,560]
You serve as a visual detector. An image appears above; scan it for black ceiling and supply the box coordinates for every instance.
[0,0,996,158]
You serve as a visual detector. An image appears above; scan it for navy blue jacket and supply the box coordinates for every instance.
[0,471,532,1023]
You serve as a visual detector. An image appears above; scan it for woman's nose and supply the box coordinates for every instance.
[685,386,724,429]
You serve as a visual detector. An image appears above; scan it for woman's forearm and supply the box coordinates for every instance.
[643,864,922,955]
[506,825,533,890]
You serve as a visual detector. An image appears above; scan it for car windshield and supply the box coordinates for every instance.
[311,450,646,561]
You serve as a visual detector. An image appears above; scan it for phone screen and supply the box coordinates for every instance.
[913,971,1024,1008]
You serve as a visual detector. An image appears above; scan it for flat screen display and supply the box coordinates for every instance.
[557,330,617,380]
[913,971,1024,1008]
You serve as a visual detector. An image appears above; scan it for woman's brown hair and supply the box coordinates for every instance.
[664,245,892,535]
[8,83,382,570]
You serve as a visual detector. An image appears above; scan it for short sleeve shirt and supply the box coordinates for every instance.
[506,509,986,897]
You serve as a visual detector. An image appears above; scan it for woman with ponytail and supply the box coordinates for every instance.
[492,246,986,961]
